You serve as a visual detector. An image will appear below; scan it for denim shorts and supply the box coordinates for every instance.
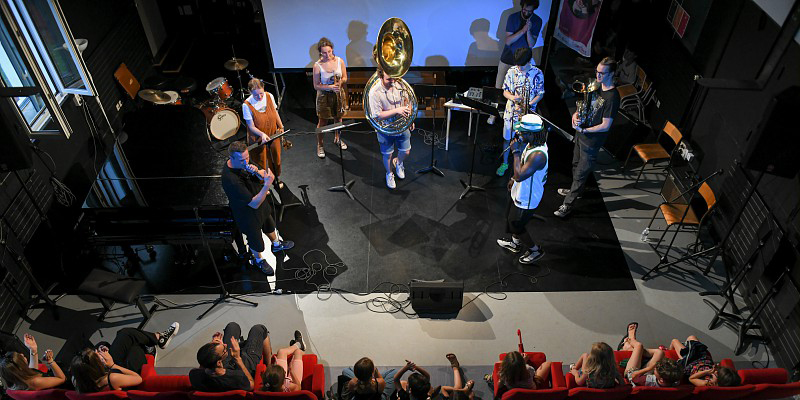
[376,131,411,155]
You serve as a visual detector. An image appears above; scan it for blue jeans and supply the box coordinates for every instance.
[342,367,397,400]
[376,131,411,155]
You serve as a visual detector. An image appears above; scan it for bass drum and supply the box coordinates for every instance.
[201,105,240,141]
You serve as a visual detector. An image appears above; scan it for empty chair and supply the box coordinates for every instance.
[624,121,682,187]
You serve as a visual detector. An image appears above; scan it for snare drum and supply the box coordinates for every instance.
[205,77,233,101]
[201,104,240,140]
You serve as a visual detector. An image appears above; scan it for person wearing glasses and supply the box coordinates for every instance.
[554,57,620,218]
[190,323,273,392]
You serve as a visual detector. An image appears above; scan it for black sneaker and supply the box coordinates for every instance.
[271,240,294,253]
[496,237,522,253]
[289,330,305,351]
[157,322,180,349]
[519,247,545,264]
[554,205,572,218]
[256,259,275,276]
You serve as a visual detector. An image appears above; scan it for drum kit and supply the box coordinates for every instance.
[138,89,182,105]
[200,57,250,141]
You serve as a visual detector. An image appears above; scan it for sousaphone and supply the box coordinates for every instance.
[362,18,418,135]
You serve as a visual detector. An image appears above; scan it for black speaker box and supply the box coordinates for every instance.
[409,281,464,319]
[744,86,800,178]
[0,106,32,171]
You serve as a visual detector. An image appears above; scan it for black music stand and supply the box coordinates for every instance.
[260,131,303,222]
[455,93,502,199]
[317,120,361,200]
[413,84,457,177]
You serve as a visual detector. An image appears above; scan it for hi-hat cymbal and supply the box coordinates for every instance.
[138,89,171,103]
[224,58,249,71]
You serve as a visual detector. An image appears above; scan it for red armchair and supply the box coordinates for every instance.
[252,354,324,400]
[252,391,318,400]
[187,391,249,400]
[5,389,70,400]
[733,364,800,399]
[561,363,632,399]
[611,349,693,399]
[127,391,191,400]
[137,355,192,392]
[65,392,129,400]
[490,352,567,399]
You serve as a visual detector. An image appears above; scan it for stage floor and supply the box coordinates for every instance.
[119,107,634,294]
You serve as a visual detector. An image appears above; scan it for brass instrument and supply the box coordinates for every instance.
[334,74,349,115]
[280,133,292,149]
[511,75,532,137]
[573,79,601,129]
[363,18,418,135]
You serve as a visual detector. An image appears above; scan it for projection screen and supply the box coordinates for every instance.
[261,0,552,69]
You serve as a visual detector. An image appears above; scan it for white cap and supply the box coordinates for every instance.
[520,114,543,131]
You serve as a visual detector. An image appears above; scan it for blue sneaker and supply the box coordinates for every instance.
[496,163,509,176]
[271,240,294,253]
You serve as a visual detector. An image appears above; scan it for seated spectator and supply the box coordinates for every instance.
[190,323,272,392]
[623,338,681,387]
[568,342,622,388]
[341,357,396,400]
[670,335,740,387]
[261,331,305,392]
[496,351,552,397]
[394,354,474,400]
[70,323,179,393]
[0,333,65,390]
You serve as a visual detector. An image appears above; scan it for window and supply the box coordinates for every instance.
[0,0,96,137]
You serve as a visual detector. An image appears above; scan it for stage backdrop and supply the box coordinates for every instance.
[261,0,552,69]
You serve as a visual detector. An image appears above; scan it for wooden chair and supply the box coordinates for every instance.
[642,181,717,279]
[617,66,646,104]
[624,121,682,187]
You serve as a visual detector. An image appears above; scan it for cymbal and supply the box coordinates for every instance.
[224,58,249,71]
[138,89,171,103]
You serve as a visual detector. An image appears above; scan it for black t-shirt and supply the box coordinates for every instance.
[587,87,621,129]
[189,368,251,392]
[220,164,269,236]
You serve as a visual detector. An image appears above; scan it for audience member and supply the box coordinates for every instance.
[568,342,622,388]
[0,334,65,390]
[70,323,178,393]
[670,335,741,387]
[261,331,306,392]
[496,351,552,397]
[190,323,272,392]
[623,338,681,387]
[341,357,395,400]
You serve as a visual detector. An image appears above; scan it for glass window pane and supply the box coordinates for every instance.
[0,11,44,124]
[19,0,84,91]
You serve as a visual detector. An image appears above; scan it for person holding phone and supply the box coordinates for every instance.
[0,333,65,391]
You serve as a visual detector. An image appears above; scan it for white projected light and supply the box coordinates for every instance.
[261,0,551,69]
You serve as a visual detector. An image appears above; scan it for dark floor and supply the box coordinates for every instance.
[110,102,634,294]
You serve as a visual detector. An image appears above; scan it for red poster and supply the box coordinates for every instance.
[553,0,604,57]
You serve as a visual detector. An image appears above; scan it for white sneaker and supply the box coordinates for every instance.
[487,115,496,125]
[386,172,396,189]
[394,159,406,179]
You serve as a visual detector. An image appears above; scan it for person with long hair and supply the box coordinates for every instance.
[568,342,622,388]
[341,357,396,400]
[496,351,552,397]
[313,37,348,158]
[0,333,65,390]
[670,335,740,387]
[243,78,286,189]
[394,355,474,400]
[69,324,179,393]
[260,331,305,392]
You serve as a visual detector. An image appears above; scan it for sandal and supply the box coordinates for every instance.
[317,146,325,159]
[446,353,460,368]
[617,322,639,350]
[334,137,348,150]
[464,380,475,391]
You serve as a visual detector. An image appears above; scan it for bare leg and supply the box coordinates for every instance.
[382,153,392,174]
[288,345,304,387]
[334,118,343,144]
[316,119,328,147]
[535,361,552,388]
[625,342,645,375]
[397,149,410,165]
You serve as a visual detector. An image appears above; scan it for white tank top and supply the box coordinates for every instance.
[511,143,548,209]
[316,56,342,85]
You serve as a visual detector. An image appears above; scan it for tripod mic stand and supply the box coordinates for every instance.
[413,84,457,177]
[318,120,361,200]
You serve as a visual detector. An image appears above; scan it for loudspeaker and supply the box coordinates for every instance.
[409,280,464,319]
[744,86,800,178]
[0,105,32,171]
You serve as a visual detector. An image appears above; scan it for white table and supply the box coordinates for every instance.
[444,100,496,151]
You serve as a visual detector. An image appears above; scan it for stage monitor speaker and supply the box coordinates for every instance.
[0,105,33,172]
[744,86,800,178]
[409,280,463,319]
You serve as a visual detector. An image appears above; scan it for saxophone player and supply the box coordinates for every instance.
[313,37,348,159]
[497,47,544,177]
[554,57,620,218]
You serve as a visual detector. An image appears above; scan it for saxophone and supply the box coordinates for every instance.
[573,79,601,130]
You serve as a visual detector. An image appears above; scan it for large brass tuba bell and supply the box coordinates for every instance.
[363,18,418,135]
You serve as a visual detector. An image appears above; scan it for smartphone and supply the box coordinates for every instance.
[97,345,109,352]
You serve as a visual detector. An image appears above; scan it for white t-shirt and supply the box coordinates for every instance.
[242,92,277,121]
[368,82,406,133]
